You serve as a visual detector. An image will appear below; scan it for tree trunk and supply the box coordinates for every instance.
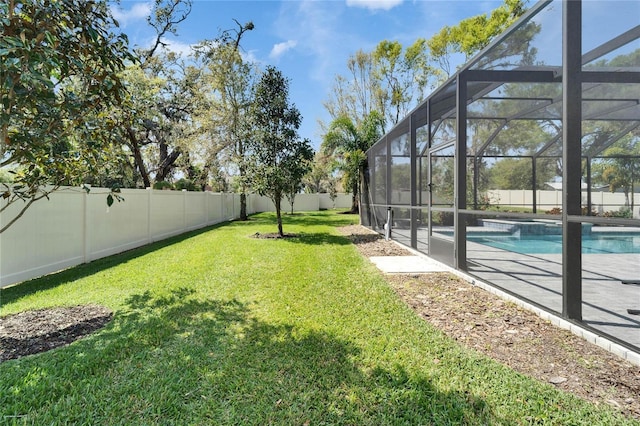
[155,145,181,182]
[239,160,248,220]
[631,175,635,215]
[624,188,630,209]
[351,180,359,213]
[275,196,284,237]
[240,193,247,221]
[125,126,151,188]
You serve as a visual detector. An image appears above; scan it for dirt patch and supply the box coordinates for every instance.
[0,305,112,363]
[338,224,640,420]
[338,224,413,256]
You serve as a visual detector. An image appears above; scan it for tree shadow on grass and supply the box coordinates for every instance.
[240,211,360,247]
[243,210,359,230]
[0,288,504,425]
[248,231,354,247]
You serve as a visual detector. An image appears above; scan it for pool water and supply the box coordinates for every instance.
[467,233,640,254]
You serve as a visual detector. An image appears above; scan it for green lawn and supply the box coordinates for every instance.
[1,211,636,425]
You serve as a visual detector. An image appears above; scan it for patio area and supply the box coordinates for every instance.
[466,243,640,349]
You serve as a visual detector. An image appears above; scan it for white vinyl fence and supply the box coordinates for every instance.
[487,189,640,218]
[0,187,352,288]
[253,193,352,212]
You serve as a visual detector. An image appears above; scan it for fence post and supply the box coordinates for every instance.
[221,193,226,221]
[83,185,90,263]
[147,187,152,243]
[203,192,208,226]
[182,189,187,231]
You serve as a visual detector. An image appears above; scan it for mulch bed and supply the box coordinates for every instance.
[0,305,112,363]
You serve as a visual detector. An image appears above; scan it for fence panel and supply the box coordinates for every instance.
[223,194,235,221]
[87,188,150,261]
[185,191,208,231]
[319,193,352,209]
[207,193,223,224]
[255,193,352,212]
[1,189,85,286]
[149,190,186,240]
[487,189,639,217]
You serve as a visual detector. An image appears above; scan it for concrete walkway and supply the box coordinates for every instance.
[369,255,450,274]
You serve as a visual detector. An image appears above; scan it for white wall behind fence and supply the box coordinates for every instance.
[1,188,353,288]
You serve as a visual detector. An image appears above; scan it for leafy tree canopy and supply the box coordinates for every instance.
[428,0,527,75]
[0,0,133,232]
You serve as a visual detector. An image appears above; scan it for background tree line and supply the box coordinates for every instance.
[10,0,629,232]
[1,0,312,234]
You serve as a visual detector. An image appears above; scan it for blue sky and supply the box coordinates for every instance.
[111,0,509,148]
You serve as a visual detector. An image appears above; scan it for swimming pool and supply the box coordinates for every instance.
[467,233,640,254]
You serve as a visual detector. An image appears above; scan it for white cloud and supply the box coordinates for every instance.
[111,2,152,27]
[273,1,345,84]
[269,40,298,60]
[159,38,194,56]
[345,0,403,11]
[242,49,263,66]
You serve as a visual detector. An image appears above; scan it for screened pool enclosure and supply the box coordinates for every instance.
[361,0,640,352]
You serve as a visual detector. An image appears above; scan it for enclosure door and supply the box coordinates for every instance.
[428,144,456,267]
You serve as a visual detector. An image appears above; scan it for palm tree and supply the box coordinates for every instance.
[322,111,384,213]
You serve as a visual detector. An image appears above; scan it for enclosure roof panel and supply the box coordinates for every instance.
[370,0,639,159]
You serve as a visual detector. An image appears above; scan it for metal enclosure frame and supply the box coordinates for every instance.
[362,0,640,352]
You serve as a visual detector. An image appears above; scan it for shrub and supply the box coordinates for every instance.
[602,207,632,219]
[433,211,454,226]
[174,178,199,191]
[153,181,174,190]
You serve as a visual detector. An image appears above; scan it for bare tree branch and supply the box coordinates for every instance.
[142,0,193,62]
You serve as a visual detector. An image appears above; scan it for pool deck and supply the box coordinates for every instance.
[380,226,640,365]
[466,245,640,351]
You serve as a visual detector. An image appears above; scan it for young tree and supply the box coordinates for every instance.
[593,143,640,212]
[303,151,335,194]
[245,66,307,236]
[0,0,132,233]
[284,140,314,214]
